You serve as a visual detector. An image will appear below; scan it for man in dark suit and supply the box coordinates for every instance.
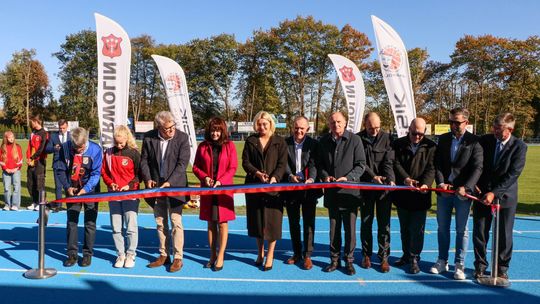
[45,119,70,212]
[283,116,320,270]
[140,111,191,273]
[392,118,436,274]
[319,112,366,275]
[431,108,483,280]
[357,112,395,273]
[473,113,527,280]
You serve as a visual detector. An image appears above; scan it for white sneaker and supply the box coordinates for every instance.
[27,203,37,210]
[34,204,40,211]
[454,262,466,280]
[124,254,136,268]
[2,205,9,211]
[430,259,449,274]
[114,255,126,268]
[10,206,19,211]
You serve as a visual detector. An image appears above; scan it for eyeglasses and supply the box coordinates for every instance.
[410,131,425,137]
[160,123,176,132]
[449,120,467,125]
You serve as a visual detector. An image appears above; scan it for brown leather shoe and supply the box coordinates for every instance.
[147,255,171,268]
[361,256,371,269]
[169,258,183,272]
[286,255,301,265]
[380,258,390,273]
[303,257,313,270]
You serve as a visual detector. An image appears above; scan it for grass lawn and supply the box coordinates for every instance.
[2,141,539,215]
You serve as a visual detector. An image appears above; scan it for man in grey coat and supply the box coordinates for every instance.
[318,112,366,275]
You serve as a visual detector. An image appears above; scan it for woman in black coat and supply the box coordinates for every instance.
[242,111,288,271]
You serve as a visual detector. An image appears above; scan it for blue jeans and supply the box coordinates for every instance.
[3,170,21,208]
[436,194,472,263]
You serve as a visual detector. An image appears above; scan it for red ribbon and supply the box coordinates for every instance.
[52,182,481,204]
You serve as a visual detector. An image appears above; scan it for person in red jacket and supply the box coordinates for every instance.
[101,125,141,268]
[26,114,48,211]
[1,130,23,211]
[193,117,237,271]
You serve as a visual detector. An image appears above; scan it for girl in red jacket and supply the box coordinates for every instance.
[1,131,23,211]
[101,125,141,268]
[193,117,237,271]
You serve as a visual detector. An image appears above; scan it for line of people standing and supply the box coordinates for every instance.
[5,108,526,280]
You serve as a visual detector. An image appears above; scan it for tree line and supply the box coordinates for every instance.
[1,16,539,138]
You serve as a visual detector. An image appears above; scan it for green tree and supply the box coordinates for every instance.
[0,49,49,126]
[54,30,98,131]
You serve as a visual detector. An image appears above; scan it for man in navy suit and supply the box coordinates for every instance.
[431,108,483,280]
[282,116,320,270]
[473,113,527,280]
[46,119,70,211]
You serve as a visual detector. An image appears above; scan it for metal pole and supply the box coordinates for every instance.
[24,190,57,279]
[477,198,510,287]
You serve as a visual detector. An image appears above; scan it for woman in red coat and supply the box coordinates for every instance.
[193,117,237,271]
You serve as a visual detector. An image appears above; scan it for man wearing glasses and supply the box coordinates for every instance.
[473,113,527,280]
[141,111,190,272]
[56,127,103,267]
[430,108,483,280]
[392,118,436,274]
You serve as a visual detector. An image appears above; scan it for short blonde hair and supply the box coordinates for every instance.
[253,111,276,136]
[114,125,137,149]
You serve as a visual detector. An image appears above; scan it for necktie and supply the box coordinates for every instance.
[494,141,502,165]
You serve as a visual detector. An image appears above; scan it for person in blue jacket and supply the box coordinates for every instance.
[56,127,102,267]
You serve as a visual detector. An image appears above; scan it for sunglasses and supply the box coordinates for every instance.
[410,131,424,137]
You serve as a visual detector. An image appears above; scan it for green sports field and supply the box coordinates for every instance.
[2,141,539,214]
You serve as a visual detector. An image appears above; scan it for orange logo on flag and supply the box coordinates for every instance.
[380,46,402,72]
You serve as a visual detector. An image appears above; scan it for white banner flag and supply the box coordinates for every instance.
[95,13,131,148]
[371,15,416,137]
[328,54,366,133]
[151,55,197,165]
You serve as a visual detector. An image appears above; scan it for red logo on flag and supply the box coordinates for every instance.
[101,34,123,58]
[166,73,182,94]
[380,46,402,72]
[339,66,355,83]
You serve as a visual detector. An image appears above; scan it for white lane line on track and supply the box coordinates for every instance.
[1,267,539,283]
[1,240,540,253]
[3,222,540,234]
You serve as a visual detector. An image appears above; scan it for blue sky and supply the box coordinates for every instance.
[1,0,539,99]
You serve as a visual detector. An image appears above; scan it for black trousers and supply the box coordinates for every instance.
[360,196,391,259]
[328,207,357,263]
[67,202,98,256]
[285,197,317,258]
[26,160,46,203]
[396,207,427,262]
[473,202,516,272]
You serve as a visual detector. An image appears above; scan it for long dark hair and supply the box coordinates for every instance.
[204,117,229,145]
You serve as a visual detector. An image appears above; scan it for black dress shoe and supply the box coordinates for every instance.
[473,268,486,279]
[394,256,409,267]
[204,261,214,268]
[346,262,356,275]
[323,261,341,272]
[498,271,509,280]
[409,260,420,274]
[263,265,273,271]
[213,265,223,272]
[254,257,264,267]
[63,254,78,267]
[80,255,92,267]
